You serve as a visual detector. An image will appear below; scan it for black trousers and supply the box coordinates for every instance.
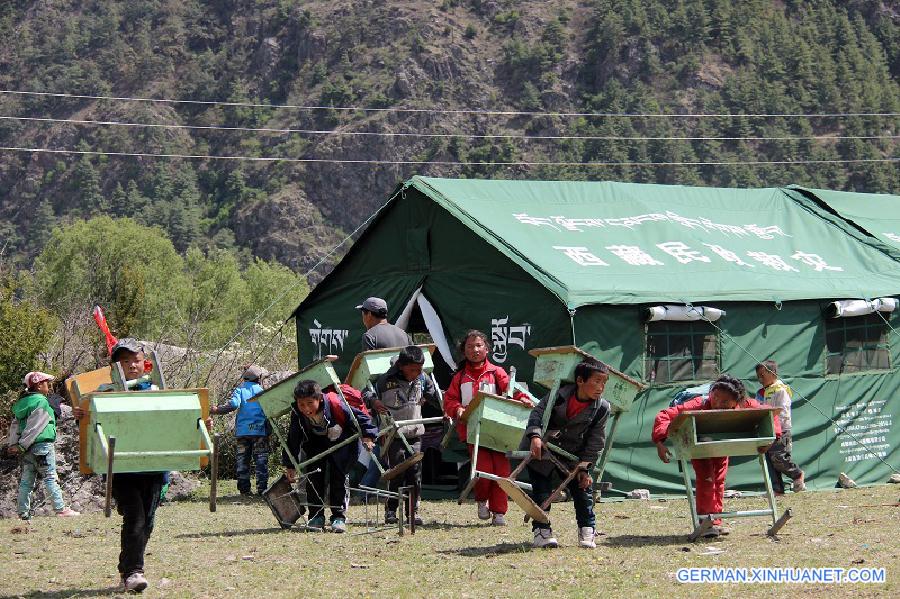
[111,473,163,576]
[385,438,421,512]
[765,431,803,493]
[303,439,349,521]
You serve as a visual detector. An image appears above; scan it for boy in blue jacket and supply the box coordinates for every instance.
[6,372,80,520]
[283,380,377,533]
[210,365,269,495]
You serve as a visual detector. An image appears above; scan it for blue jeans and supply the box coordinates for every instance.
[18,441,66,516]
[359,443,382,489]
[235,436,269,493]
[528,465,595,531]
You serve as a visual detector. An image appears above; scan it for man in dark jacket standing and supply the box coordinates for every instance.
[357,297,411,350]
[522,358,610,550]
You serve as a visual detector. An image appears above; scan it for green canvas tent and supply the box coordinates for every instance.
[785,187,900,260]
[293,177,900,494]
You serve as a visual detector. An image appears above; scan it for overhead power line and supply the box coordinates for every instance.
[3,89,899,119]
[1,145,897,167]
[2,114,899,143]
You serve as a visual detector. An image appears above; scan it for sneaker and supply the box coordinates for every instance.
[123,571,148,593]
[307,514,326,529]
[578,526,596,548]
[56,508,80,517]
[838,472,857,489]
[331,517,347,533]
[18,513,30,521]
[413,513,424,526]
[491,513,506,526]
[793,474,807,492]
[701,526,722,538]
[533,528,558,548]
[384,510,398,525]
[477,500,490,520]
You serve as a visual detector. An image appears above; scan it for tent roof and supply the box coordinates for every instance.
[406,176,900,309]
[788,187,900,254]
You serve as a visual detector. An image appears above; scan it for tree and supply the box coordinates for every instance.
[33,216,188,340]
[0,275,56,397]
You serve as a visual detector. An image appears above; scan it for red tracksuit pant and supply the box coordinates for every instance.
[468,445,511,515]
[692,456,728,524]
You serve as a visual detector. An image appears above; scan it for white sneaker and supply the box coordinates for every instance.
[792,473,807,492]
[491,512,506,526]
[532,528,558,548]
[578,526,596,548]
[123,571,148,592]
[477,500,490,520]
[838,472,857,489]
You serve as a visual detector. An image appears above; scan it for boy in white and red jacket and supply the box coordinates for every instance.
[755,361,805,494]
[652,374,780,538]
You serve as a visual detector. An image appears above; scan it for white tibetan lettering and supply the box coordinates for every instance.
[746,251,799,271]
[665,211,706,231]
[553,246,609,266]
[513,213,559,230]
[791,251,843,272]
[309,318,350,359]
[551,216,607,231]
[491,316,532,363]
[604,213,668,229]
[656,242,711,264]
[606,245,664,266]
[743,224,790,240]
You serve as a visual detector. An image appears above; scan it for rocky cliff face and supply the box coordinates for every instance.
[1,1,897,275]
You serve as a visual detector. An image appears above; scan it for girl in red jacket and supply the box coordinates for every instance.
[443,330,531,525]
[652,374,779,538]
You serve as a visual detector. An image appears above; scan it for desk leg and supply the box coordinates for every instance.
[594,411,620,482]
[680,459,698,528]
[457,421,481,504]
[209,433,220,513]
[104,436,117,518]
[759,453,779,526]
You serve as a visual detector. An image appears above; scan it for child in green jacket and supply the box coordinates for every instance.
[6,372,79,520]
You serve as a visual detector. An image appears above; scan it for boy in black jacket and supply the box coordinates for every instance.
[522,358,610,549]
[283,380,377,533]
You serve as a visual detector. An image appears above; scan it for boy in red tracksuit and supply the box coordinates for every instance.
[443,330,532,526]
[652,374,780,538]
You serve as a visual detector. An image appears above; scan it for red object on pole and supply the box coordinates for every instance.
[92,305,118,356]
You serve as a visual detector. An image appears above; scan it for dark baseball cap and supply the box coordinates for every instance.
[110,338,145,361]
[355,297,388,314]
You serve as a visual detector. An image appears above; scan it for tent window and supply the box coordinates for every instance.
[825,313,891,375]
[644,321,719,384]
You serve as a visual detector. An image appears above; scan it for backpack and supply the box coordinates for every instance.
[325,393,348,429]
[669,383,711,407]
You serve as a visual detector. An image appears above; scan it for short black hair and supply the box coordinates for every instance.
[293,379,322,401]
[574,357,609,382]
[397,345,425,366]
[755,360,778,375]
[362,307,388,319]
[709,373,747,402]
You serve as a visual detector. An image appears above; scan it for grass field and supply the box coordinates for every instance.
[1,482,897,598]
